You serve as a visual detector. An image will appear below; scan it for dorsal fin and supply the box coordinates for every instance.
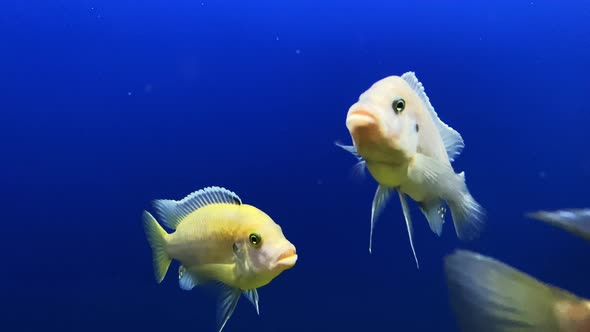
[153,186,242,230]
[401,71,465,162]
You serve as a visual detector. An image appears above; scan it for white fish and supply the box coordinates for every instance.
[337,71,485,267]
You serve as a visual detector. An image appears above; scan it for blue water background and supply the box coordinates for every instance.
[1,1,590,331]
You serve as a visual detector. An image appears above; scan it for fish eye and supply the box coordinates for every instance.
[392,98,405,114]
[249,233,262,248]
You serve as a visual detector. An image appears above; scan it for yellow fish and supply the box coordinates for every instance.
[142,186,297,332]
[445,249,590,332]
[337,71,485,267]
[526,208,590,241]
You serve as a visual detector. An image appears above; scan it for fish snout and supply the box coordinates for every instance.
[346,108,379,129]
[346,108,383,151]
[274,244,297,270]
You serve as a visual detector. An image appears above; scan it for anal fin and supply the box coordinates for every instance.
[419,199,446,236]
[398,191,419,269]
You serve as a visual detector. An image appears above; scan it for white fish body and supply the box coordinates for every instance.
[338,71,485,267]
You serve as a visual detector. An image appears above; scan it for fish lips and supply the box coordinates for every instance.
[346,109,379,128]
[346,109,384,151]
[274,247,298,270]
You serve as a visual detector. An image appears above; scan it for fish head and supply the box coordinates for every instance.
[346,75,421,164]
[233,205,297,288]
[554,300,590,331]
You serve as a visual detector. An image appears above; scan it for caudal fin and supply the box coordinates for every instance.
[142,210,171,283]
[448,172,486,240]
[444,249,579,332]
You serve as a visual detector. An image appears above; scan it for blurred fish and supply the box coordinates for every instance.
[526,209,590,241]
[445,249,590,332]
[337,71,485,267]
[143,186,297,332]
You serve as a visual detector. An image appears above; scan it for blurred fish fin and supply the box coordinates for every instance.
[419,199,445,236]
[178,265,200,291]
[526,209,590,241]
[448,186,485,240]
[152,186,242,229]
[409,154,485,240]
[401,71,464,162]
[142,210,171,283]
[335,141,362,160]
[370,185,394,253]
[216,284,242,332]
[350,160,367,181]
[335,141,368,181]
[444,249,578,332]
[242,289,260,315]
[398,191,419,269]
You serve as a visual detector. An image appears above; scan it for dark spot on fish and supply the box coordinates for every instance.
[232,243,239,254]
[415,124,419,132]
[232,197,241,204]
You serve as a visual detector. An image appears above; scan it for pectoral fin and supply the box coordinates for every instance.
[407,153,459,196]
[369,185,394,253]
[335,141,367,180]
[398,191,419,269]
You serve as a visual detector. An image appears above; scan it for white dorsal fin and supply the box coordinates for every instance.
[153,186,242,230]
[401,71,465,162]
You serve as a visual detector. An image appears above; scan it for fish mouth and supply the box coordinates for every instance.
[275,248,297,269]
[347,109,378,124]
[347,109,382,151]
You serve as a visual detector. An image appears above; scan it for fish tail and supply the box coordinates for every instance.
[448,172,485,240]
[142,210,171,283]
[445,249,576,332]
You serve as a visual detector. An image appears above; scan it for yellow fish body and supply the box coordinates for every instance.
[445,249,590,332]
[337,71,485,267]
[143,186,297,332]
